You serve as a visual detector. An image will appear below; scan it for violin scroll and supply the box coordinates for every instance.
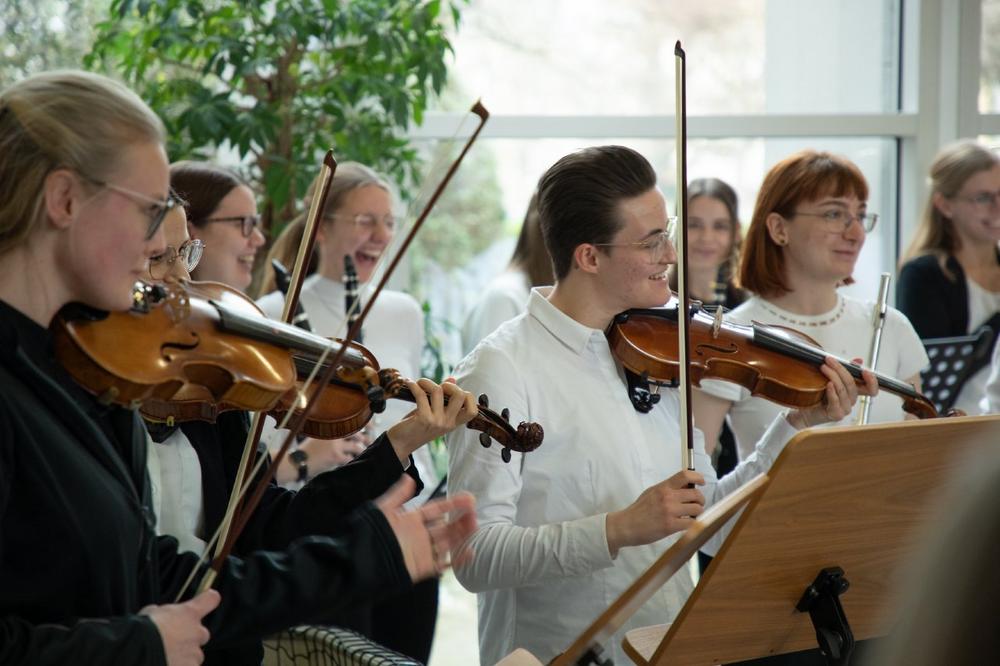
[379,374,543,464]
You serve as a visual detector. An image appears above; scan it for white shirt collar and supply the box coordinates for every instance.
[527,286,604,356]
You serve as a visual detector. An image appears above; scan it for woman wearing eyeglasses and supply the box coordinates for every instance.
[257,162,440,664]
[168,160,265,290]
[694,151,926,470]
[667,178,746,480]
[897,140,1000,415]
[257,163,427,490]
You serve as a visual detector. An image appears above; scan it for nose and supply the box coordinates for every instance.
[371,218,394,244]
[661,239,678,265]
[146,226,167,259]
[249,225,266,248]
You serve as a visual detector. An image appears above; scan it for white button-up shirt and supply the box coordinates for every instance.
[447,288,797,665]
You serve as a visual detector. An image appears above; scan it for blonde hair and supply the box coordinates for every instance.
[0,70,165,255]
[901,140,1000,279]
[258,162,393,296]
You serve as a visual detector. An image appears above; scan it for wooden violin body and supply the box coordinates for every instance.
[55,280,297,415]
[607,304,941,419]
[55,279,543,459]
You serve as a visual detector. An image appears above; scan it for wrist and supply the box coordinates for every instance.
[386,423,418,463]
[605,510,627,558]
[785,410,808,430]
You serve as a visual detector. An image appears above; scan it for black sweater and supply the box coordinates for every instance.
[0,301,412,665]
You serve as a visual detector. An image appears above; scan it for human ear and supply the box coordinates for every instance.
[931,191,953,220]
[573,243,603,275]
[43,169,83,231]
[764,212,789,247]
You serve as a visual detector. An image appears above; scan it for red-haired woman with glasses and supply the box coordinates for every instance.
[694,150,925,469]
[897,140,1000,414]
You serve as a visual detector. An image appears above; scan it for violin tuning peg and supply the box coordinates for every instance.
[478,394,489,408]
[501,407,510,422]
[501,447,512,463]
[479,432,491,448]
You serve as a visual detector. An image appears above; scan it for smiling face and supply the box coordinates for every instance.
[687,195,736,272]
[187,184,264,290]
[936,164,1000,248]
[58,140,170,311]
[594,187,676,311]
[317,184,395,283]
[768,193,866,287]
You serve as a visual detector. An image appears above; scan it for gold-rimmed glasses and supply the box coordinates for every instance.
[149,239,205,280]
[793,209,879,233]
[593,218,678,264]
[79,174,179,240]
[324,212,397,233]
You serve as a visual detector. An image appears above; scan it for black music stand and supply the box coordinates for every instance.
[920,312,1000,413]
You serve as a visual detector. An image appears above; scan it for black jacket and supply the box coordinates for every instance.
[897,253,972,338]
[0,301,411,665]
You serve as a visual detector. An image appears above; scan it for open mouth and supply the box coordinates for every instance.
[648,270,668,281]
[354,249,382,271]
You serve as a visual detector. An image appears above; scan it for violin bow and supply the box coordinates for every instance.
[195,102,490,592]
[184,154,338,596]
[215,150,337,556]
[674,42,695,473]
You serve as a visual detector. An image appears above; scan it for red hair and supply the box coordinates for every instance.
[739,150,868,297]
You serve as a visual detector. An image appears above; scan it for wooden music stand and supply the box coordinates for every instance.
[495,474,770,666]
[621,415,1000,666]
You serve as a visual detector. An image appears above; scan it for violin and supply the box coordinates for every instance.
[606,302,941,419]
[53,279,543,461]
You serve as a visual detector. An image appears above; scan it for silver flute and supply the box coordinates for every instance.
[856,273,892,425]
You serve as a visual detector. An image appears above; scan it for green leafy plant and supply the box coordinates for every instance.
[87,0,465,234]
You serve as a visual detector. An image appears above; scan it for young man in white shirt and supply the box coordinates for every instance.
[446,145,874,665]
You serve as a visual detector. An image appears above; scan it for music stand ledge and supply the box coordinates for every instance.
[622,415,1000,666]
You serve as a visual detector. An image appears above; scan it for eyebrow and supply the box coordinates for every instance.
[814,198,867,209]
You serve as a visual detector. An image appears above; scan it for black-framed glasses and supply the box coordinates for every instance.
[80,174,179,240]
[593,219,677,264]
[324,212,397,233]
[149,239,205,280]
[203,214,261,238]
[955,190,1000,208]
[793,209,879,233]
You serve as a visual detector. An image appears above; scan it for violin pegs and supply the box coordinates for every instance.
[478,394,489,408]
[501,447,512,463]
[501,407,510,422]
[479,432,491,449]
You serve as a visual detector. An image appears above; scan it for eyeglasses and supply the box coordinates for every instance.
[793,209,879,233]
[148,239,205,280]
[593,221,677,265]
[325,212,397,233]
[81,175,179,240]
[955,190,1000,208]
[202,214,261,238]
